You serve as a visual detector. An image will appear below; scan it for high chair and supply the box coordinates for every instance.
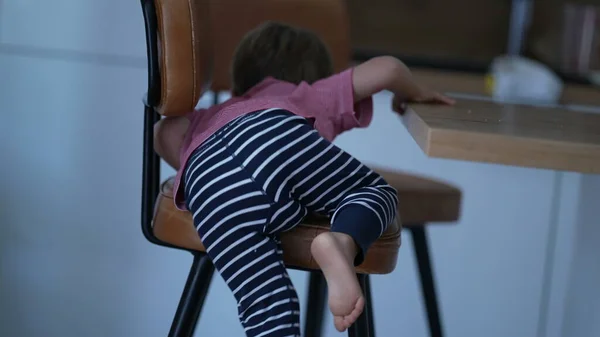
[140,0,462,336]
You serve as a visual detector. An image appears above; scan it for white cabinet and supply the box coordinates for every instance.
[561,175,600,337]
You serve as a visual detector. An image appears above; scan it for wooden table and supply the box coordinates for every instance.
[399,70,600,337]
[403,71,600,174]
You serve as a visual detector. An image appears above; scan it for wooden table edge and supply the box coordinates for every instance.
[402,108,600,174]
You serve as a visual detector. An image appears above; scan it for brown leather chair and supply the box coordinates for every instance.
[140,0,461,336]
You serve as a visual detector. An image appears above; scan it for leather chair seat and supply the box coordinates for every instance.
[152,168,460,275]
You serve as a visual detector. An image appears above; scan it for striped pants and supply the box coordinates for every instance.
[183,109,398,337]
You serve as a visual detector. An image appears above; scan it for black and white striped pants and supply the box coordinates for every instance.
[183,109,398,337]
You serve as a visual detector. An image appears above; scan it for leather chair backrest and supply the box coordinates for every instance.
[152,0,212,116]
[148,0,350,115]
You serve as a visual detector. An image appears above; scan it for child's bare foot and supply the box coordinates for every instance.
[310,232,365,332]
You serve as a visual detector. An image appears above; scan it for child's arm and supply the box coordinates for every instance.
[352,56,455,112]
[153,116,189,170]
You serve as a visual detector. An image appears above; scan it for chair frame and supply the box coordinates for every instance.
[140,1,443,336]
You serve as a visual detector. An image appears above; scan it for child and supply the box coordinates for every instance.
[154,22,454,337]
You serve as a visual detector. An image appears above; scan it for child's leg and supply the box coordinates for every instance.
[292,152,398,332]
[228,109,398,332]
[184,108,397,334]
[183,129,302,337]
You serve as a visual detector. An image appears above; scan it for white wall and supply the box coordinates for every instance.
[560,175,600,337]
[0,1,593,337]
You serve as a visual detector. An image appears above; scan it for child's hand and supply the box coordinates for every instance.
[392,87,455,115]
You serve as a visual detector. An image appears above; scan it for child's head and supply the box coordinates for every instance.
[231,21,334,96]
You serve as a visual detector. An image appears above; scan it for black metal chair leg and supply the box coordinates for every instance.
[347,274,372,337]
[364,275,376,337]
[212,91,220,106]
[409,226,443,337]
[304,272,327,337]
[168,253,215,337]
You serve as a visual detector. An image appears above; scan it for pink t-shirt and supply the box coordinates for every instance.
[173,68,373,210]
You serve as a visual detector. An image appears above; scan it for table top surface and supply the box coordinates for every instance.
[403,71,600,174]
